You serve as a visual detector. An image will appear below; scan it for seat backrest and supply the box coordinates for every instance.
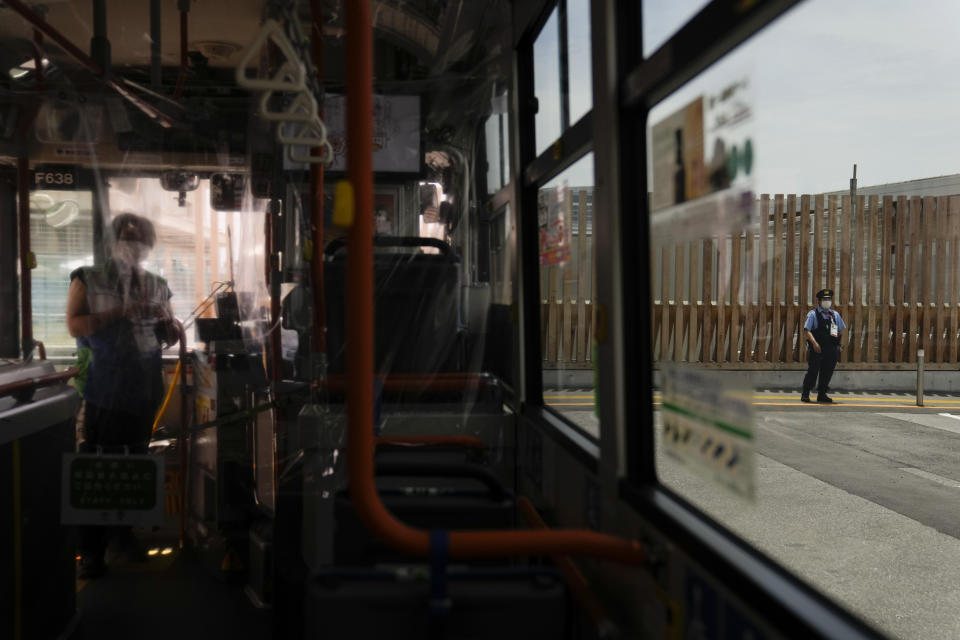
[323,238,461,375]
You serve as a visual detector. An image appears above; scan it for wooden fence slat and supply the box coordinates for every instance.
[824,196,837,290]
[730,232,742,363]
[562,293,574,363]
[576,190,589,361]
[909,197,922,362]
[701,239,714,362]
[852,194,864,362]
[894,196,907,362]
[813,194,824,295]
[546,265,558,363]
[589,228,597,360]
[743,229,754,362]
[758,195,769,361]
[785,195,797,362]
[840,195,852,363]
[717,235,729,362]
[772,195,784,361]
[880,196,893,362]
[866,195,879,363]
[950,196,960,363]
[661,246,671,360]
[799,194,811,307]
[923,196,936,360]
[674,242,685,361]
[936,197,948,362]
[688,240,699,362]
[840,194,852,318]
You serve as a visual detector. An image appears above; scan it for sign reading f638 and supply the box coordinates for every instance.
[35,169,74,186]
[31,165,92,189]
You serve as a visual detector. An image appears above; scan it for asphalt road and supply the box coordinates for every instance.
[545,390,960,640]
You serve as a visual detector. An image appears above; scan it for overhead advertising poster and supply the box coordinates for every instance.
[650,77,756,244]
[661,364,756,499]
[323,94,421,173]
[650,97,707,212]
[538,183,571,267]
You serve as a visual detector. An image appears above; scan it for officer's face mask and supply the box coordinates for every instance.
[821,300,833,309]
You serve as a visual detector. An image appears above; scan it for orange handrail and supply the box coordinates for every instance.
[516,497,617,634]
[374,435,486,452]
[0,367,78,399]
[343,0,644,566]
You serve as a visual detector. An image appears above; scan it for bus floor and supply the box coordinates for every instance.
[73,529,270,640]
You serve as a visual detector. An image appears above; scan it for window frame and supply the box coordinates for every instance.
[515,0,891,637]
[516,0,602,453]
[618,0,888,638]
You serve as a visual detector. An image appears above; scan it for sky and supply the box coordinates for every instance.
[535,0,960,195]
[646,0,960,195]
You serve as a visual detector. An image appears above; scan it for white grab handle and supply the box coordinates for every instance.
[276,116,328,147]
[258,88,317,123]
[287,139,334,165]
[235,20,306,92]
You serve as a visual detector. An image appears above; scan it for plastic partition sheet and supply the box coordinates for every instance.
[0,1,518,614]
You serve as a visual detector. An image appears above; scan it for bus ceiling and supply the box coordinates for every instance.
[0,0,512,160]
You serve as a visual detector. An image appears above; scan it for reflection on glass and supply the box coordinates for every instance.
[648,2,960,638]
[567,0,593,125]
[534,8,562,156]
[30,190,95,352]
[540,153,596,437]
[642,0,711,58]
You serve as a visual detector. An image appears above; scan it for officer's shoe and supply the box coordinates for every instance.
[817,394,834,403]
[801,394,811,403]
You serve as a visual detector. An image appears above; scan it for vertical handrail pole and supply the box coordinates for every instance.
[309,0,327,360]
[177,323,188,547]
[150,0,162,89]
[345,0,378,523]
[17,156,32,359]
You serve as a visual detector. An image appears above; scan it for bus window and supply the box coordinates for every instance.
[534,7,562,156]
[541,152,596,438]
[642,0,712,58]
[534,0,595,155]
[646,1,960,637]
[29,190,94,354]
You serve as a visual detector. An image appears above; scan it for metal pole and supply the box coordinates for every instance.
[90,0,110,72]
[917,349,924,407]
[310,0,327,363]
[17,156,33,359]
[150,0,162,89]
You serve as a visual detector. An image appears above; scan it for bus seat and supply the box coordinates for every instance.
[323,237,462,376]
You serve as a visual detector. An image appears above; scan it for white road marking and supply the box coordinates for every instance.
[899,467,960,489]
[879,413,960,436]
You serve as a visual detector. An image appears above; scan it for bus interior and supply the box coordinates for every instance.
[3,1,957,639]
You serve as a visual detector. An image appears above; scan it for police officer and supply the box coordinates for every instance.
[802,289,845,403]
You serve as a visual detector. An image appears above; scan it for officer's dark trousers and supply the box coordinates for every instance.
[802,345,839,396]
[78,403,152,562]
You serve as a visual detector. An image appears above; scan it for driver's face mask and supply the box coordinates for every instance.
[821,300,833,309]
[113,240,149,266]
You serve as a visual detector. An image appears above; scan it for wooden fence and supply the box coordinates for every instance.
[541,189,595,370]
[652,193,960,368]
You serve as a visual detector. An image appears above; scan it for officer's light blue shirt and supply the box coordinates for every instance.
[804,307,846,332]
